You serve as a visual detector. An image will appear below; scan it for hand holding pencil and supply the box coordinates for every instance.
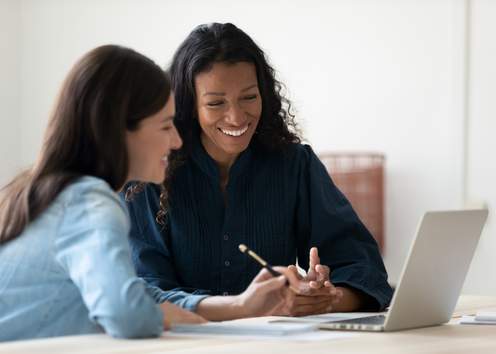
[238,244,299,293]
[239,243,343,316]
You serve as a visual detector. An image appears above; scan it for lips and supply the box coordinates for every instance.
[218,124,249,137]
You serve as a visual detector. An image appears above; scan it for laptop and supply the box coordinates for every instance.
[301,209,488,332]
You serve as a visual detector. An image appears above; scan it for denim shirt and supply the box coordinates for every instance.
[124,143,393,312]
[0,176,163,342]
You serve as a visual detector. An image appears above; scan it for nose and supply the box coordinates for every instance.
[225,103,246,126]
[170,125,183,150]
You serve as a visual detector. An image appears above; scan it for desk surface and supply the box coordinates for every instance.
[2,295,496,354]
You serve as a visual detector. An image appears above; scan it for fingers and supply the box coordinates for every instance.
[306,247,319,282]
[307,253,331,289]
[323,280,338,296]
[273,266,300,288]
[287,265,303,280]
[251,268,272,283]
[299,280,340,297]
[309,268,331,290]
[315,264,330,282]
[254,264,333,297]
[272,287,343,317]
[252,267,301,295]
[291,294,337,306]
[282,294,336,317]
[309,247,319,271]
[309,247,319,270]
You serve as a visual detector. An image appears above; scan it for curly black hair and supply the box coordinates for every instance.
[155,23,301,225]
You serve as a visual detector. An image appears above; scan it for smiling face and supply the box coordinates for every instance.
[194,61,262,167]
[125,95,182,184]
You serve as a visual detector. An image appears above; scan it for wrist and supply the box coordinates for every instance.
[334,286,363,311]
[195,295,248,321]
[231,294,249,319]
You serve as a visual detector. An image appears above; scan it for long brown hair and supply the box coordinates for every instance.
[0,45,170,244]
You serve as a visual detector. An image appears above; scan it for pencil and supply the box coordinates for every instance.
[238,244,282,277]
[238,244,298,292]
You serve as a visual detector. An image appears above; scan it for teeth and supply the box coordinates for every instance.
[161,156,168,162]
[220,126,249,137]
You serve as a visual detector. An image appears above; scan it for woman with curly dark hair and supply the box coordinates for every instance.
[124,23,393,321]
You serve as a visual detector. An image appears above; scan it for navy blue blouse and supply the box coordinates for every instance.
[123,142,393,311]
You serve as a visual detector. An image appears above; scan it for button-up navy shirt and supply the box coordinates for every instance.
[123,142,393,311]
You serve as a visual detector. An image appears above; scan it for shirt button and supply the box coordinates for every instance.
[223,234,229,241]
[223,291,229,296]
[224,260,230,267]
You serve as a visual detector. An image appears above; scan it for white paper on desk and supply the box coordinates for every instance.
[269,312,386,324]
[165,328,356,342]
[475,311,496,321]
[458,315,496,325]
[170,322,317,336]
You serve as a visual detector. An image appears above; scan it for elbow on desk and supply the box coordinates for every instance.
[96,310,163,339]
[86,278,164,338]
[89,294,163,339]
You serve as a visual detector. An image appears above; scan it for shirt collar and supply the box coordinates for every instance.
[191,137,253,182]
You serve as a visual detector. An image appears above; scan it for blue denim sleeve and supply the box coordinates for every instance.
[54,181,163,338]
[295,146,393,311]
[122,184,210,312]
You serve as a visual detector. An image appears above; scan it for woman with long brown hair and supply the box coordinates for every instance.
[0,45,207,341]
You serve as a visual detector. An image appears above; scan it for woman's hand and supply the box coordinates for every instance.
[195,266,295,321]
[233,267,291,317]
[287,247,342,298]
[272,267,342,316]
[269,247,343,316]
[160,301,207,330]
[304,247,335,291]
[275,247,367,315]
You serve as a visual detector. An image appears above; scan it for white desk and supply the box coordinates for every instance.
[1,295,496,354]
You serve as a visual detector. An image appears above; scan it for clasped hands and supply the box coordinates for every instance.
[275,247,343,316]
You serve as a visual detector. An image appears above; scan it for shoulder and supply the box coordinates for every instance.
[60,176,121,206]
[257,143,318,168]
[58,176,129,231]
[284,143,316,160]
[265,144,333,187]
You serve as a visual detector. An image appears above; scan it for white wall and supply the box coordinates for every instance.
[463,0,496,295]
[0,0,20,186]
[2,0,493,292]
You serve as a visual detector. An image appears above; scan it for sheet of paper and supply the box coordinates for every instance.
[458,315,496,325]
[269,312,386,324]
[165,328,356,341]
[170,322,317,336]
[475,311,496,321]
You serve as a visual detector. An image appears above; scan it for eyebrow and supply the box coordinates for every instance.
[202,84,258,97]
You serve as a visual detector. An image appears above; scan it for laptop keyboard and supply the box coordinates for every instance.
[332,315,386,325]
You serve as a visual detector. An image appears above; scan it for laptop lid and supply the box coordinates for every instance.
[383,209,488,331]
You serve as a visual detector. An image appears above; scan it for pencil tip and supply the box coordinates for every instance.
[238,244,247,253]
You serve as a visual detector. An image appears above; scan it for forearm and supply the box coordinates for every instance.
[195,295,247,321]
